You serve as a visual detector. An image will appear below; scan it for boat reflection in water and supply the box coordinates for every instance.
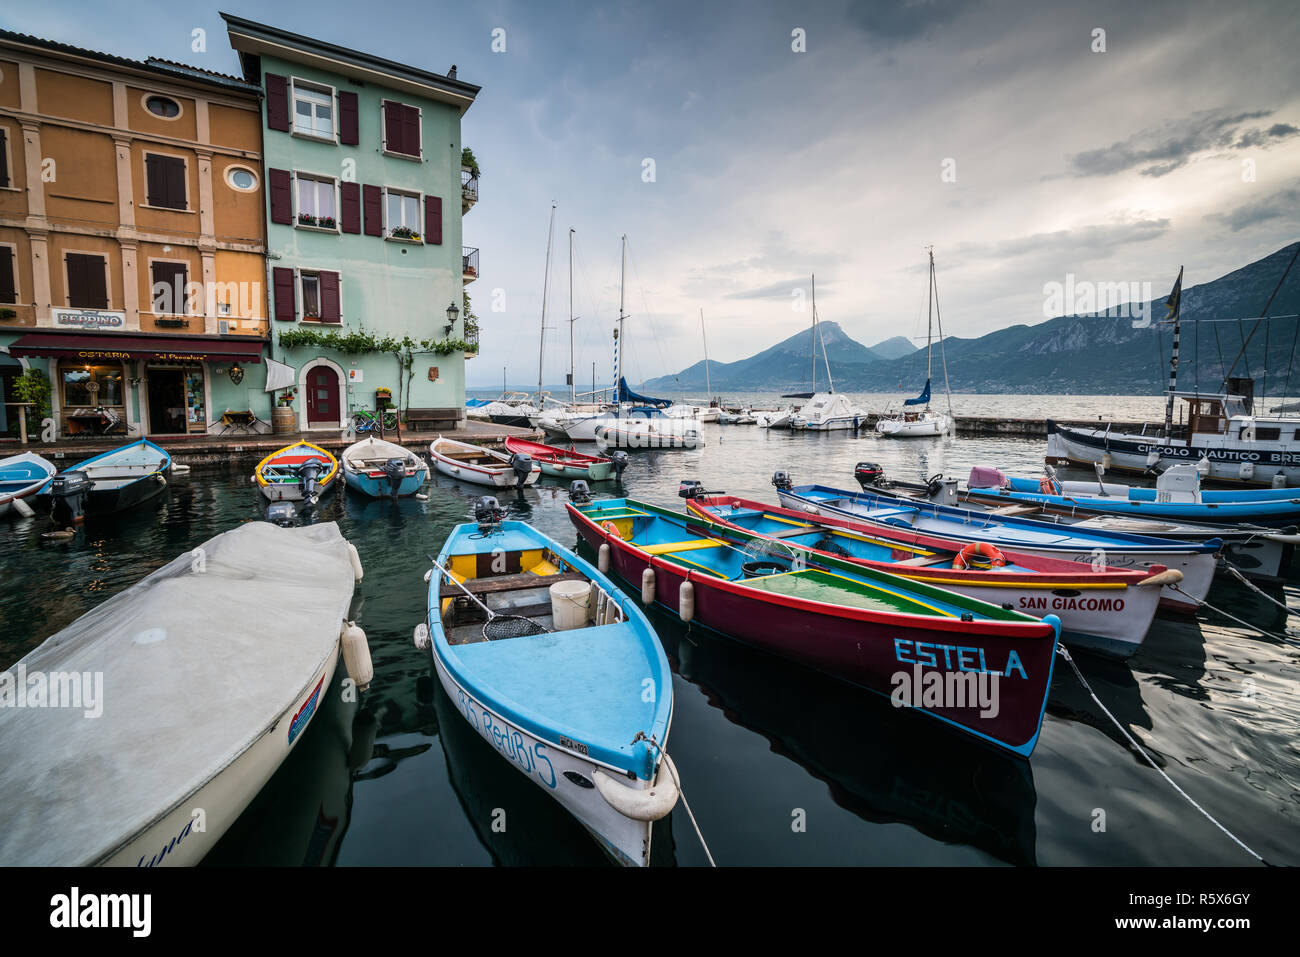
[577,543,1039,866]
[429,676,677,867]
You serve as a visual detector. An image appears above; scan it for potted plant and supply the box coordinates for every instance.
[298,213,317,227]
[318,216,337,229]
[376,386,393,408]
[278,388,297,407]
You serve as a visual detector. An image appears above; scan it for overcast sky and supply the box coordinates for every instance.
[8,0,1300,387]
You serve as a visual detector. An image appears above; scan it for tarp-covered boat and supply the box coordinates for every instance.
[422,518,677,866]
[0,522,366,866]
[685,492,1171,659]
[341,437,427,498]
[568,497,1061,757]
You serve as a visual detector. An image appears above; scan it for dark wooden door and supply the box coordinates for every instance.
[306,367,339,425]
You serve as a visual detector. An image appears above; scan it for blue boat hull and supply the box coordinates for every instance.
[342,466,427,498]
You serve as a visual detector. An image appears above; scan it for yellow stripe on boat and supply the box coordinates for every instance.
[641,538,728,556]
[758,513,929,554]
[794,568,957,618]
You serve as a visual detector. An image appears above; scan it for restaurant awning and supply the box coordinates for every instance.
[7,333,264,363]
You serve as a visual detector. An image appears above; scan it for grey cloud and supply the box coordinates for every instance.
[1067,109,1274,178]
[725,278,829,300]
[1232,123,1300,149]
[1205,184,1300,233]
[844,0,983,40]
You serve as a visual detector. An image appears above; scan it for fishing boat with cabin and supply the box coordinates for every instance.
[683,488,1173,659]
[567,495,1061,757]
[418,502,678,866]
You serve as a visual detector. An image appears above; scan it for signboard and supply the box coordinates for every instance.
[53,308,126,329]
[348,369,364,383]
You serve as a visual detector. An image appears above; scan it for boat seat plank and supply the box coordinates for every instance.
[440,570,586,598]
[768,523,827,539]
[640,538,727,555]
[894,553,951,567]
[990,504,1039,516]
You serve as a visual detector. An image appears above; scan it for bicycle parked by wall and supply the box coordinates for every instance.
[351,408,398,434]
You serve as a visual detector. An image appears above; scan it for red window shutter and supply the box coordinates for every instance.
[0,246,14,303]
[319,271,341,323]
[382,100,402,152]
[425,195,442,245]
[273,267,296,321]
[269,169,292,225]
[340,182,361,233]
[401,105,421,157]
[266,74,290,132]
[339,91,359,145]
[363,184,382,236]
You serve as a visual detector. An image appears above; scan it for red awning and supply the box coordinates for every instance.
[7,333,264,363]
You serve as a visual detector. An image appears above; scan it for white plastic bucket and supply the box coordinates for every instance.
[550,579,591,630]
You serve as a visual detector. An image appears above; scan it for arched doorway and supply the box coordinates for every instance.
[305,364,341,427]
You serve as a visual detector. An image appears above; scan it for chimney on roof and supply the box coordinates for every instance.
[447,64,457,78]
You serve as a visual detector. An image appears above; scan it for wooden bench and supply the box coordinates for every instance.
[406,408,464,432]
[439,570,585,598]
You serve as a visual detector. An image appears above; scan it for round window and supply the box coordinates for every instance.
[225,167,258,191]
[145,95,181,118]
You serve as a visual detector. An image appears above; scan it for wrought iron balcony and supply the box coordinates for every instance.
[462,246,479,284]
[463,318,479,358]
[461,168,479,213]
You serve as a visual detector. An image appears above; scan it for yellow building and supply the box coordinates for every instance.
[0,29,267,438]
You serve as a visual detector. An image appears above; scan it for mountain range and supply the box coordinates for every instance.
[640,242,1300,396]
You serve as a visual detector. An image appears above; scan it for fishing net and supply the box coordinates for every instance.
[814,536,853,558]
[482,615,550,641]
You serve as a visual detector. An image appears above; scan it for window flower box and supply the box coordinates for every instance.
[389,226,422,242]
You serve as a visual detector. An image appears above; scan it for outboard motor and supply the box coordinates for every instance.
[300,457,324,506]
[473,495,505,532]
[568,479,592,504]
[50,470,91,526]
[678,479,722,500]
[928,477,959,506]
[265,501,298,527]
[771,470,793,492]
[610,451,630,481]
[854,462,884,491]
[508,452,534,486]
[383,457,407,498]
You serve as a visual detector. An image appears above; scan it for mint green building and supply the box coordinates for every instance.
[224,14,479,433]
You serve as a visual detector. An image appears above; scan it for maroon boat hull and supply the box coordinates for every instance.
[569,506,1059,757]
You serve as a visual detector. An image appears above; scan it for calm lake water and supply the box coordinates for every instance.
[2,395,1297,866]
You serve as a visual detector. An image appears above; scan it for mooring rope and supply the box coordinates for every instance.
[636,732,716,867]
[1055,646,1266,864]
[1224,565,1295,618]
[1169,583,1294,643]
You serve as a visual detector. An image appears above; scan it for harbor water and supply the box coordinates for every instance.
[2,395,1297,866]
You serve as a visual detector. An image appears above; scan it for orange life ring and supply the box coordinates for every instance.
[601,520,623,540]
[953,541,1006,570]
[1038,475,1061,495]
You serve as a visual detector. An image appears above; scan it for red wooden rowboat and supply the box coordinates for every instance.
[504,437,615,481]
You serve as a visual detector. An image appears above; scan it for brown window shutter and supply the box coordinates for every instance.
[166,158,186,210]
[401,105,420,157]
[0,246,14,303]
[269,169,292,225]
[339,91,359,146]
[266,74,290,132]
[382,100,402,152]
[363,184,382,236]
[145,155,164,206]
[65,253,86,306]
[151,262,187,313]
[340,182,361,233]
[319,271,341,323]
[425,195,442,245]
[85,256,108,309]
[0,128,9,189]
[273,267,296,321]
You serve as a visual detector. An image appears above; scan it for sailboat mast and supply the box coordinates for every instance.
[568,227,575,406]
[926,248,934,401]
[538,203,556,402]
[615,234,626,419]
[810,276,817,393]
[700,308,711,401]
[1163,266,1184,437]
[813,273,834,392]
[931,248,955,431]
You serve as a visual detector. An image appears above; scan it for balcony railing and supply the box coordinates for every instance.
[462,246,479,284]
[463,319,479,357]
[461,168,479,212]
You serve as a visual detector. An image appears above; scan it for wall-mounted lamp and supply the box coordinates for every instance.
[444,301,459,336]
[229,362,244,385]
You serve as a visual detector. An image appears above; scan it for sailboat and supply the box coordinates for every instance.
[877,247,954,438]
[790,275,866,431]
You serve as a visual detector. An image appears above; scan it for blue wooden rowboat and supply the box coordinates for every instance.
[420,518,678,867]
[340,437,428,498]
[0,451,56,518]
[49,439,171,524]
[774,477,1221,614]
[966,463,1300,528]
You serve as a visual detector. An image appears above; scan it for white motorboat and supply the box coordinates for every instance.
[0,521,368,866]
[594,407,703,450]
[790,392,866,431]
[430,436,541,487]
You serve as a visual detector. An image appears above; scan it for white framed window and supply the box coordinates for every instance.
[295,174,338,230]
[224,165,258,192]
[142,93,183,120]
[300,272,321,319]
[384,187,422,241]
[291,80,335,141]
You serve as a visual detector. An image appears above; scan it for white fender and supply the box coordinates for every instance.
[347,542,364,582]
[598,542,611,574]
[412,622,430,651]
[641,566,655,605]
[171,463,191,475]
[341,620,373,690]
[679,580,694,623]
[1266,532,1300,545]
[592,753,680,822]
[1137,568,1184,588]
[11,496,35,518]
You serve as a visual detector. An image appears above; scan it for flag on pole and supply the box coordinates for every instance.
[1163,266,1183,322]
